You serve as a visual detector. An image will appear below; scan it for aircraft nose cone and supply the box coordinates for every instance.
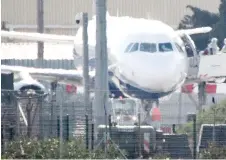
[121,52,183,92]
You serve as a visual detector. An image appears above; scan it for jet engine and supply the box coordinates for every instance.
[2,71,46,105]
[13,71,46,96]
[14,79,46,95]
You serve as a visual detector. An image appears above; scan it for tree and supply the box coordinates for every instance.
[178,0,226,50]
[178,5,219,29]
[211,0,226,47]
[177,99,226,137]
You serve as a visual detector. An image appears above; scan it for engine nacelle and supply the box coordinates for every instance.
[14,79,46,95]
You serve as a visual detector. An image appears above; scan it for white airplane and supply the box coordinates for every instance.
[1,11,226,111]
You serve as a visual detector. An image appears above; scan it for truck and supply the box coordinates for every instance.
[108,97,146,126]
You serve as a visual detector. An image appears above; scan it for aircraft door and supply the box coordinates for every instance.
[180,33,197,57]
[180,33,199,78]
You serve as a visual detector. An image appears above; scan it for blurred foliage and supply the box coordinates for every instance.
[199,142,226,159]
[178,5,220,29]
[177,99,226,137]
[152,151,171,159]
[2,137,127,159]
[178,0,226,50]
[211,0,226,47]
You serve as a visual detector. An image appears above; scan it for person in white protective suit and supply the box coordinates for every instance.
[208,38,219,55]
[221,38,226,53]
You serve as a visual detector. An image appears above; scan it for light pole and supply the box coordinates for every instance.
[37,0,44,59]
[94,0,108,141]
[212,97,216,143]
[193,113,197,159]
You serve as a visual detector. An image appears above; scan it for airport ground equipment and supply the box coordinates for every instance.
[162,133,192,159]
[97,123,192,159]
[198,124,226,153]
[109,97,146,126]
[97,125,156,158]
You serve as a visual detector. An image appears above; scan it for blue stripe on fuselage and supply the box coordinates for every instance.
[108,77,174,100]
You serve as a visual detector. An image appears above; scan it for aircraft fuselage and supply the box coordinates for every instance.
[75,14,191,100]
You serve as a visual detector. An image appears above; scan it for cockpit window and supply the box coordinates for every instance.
[140,43,157,53]
[159,43,173,52]
[124,43,138,53]
[124,43,133,52]
[130,43,139,52]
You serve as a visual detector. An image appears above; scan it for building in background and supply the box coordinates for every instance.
[1,0,220,35]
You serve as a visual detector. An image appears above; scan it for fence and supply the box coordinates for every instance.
[1,56,226,158]
[1,87,226,159]
[1,89,87,136]
[1,59,75,70]
[1,89,91,158]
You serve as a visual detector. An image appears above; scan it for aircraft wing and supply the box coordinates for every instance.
[1,65,95,85]
[176,27,212,36]
[1,31,75,44]
[2,27,212,43]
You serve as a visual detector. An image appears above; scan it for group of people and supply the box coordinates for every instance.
[202,38,226,55]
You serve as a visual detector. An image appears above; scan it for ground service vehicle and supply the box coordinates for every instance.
[109,97,146,126]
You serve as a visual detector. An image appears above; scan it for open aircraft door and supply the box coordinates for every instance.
[180,33,199,77]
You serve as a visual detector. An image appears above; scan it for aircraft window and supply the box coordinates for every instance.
[175,43,184,53]
[159,43,173,52]
[124,43,133,52]
[140,43,157,53]
[129,43,139,52]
